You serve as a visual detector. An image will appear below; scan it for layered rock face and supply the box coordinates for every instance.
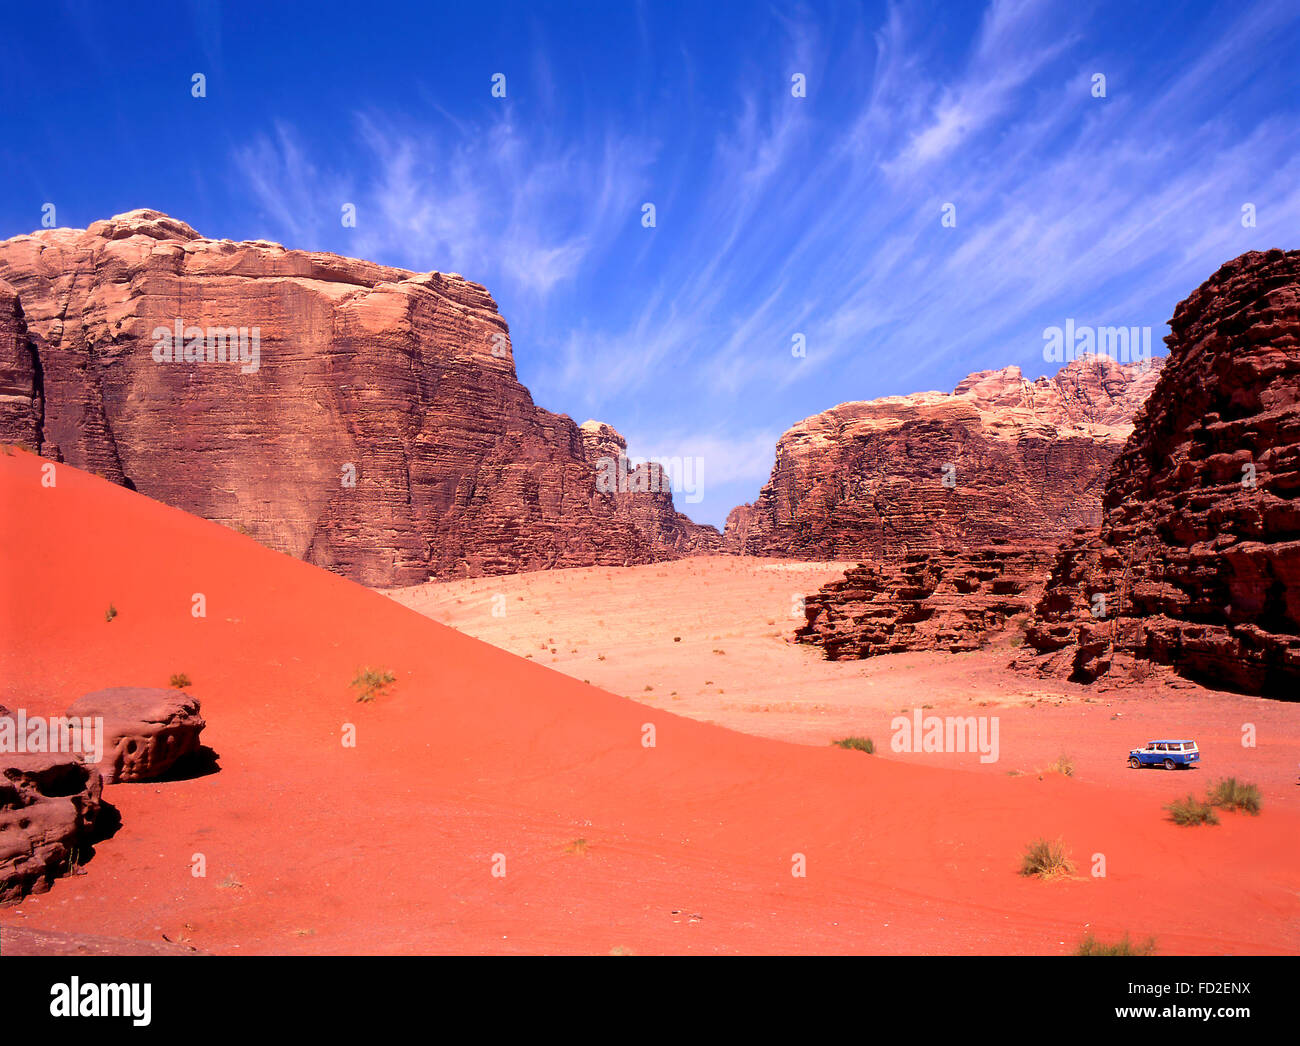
[795,544,1054,659]
[0,211,717,586]
[1019,249,1300,696]
[725,356,1162,560]
[578,420,720,556]
[1,705,104,905]
[0,280,40,446]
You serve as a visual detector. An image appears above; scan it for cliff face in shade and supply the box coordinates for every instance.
[0,210,718,585]
[0,280,40,447]
[1019,249,1300,696]
[795,544,1054,660]
[724,355,1163,560]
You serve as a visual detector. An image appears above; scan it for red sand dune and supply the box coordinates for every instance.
[2,448,1297,954]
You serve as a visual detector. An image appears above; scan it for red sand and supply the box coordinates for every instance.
[2,448,1298,955]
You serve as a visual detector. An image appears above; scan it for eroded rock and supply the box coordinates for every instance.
[725,356,1161,560]
[1018,249,1300,695]
[65,688,205,784]
[1,705,103,905]
[795,545,1054,659]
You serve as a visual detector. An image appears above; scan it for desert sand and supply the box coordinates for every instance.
[388,558,1300,806]
[3,448,1298,955]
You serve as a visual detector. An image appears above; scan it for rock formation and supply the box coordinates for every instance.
[1,706,104,905]
[0,210,718,586]
[0,280,40,447]
[725,355,1162,560]
[65,688,206,784]
[795,544,1054,659]
[1018,249,1300,696]
[578,420,719,556]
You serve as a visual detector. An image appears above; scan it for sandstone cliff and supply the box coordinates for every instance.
[0,281,39,447]
[0,210,718,585]
[725,355,1162,560]
[1018,249,1300,696]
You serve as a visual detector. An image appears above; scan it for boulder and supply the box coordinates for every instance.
[1,704,104,905]
[65,688,205,784]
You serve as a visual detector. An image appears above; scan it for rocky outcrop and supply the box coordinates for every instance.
[0,210,718,586]
[795,544,1054,659]
[1,705,104,905]
[0,280,40,447]
[578,420,721,556]
[66,688,206,784]
[725,355,1162,560]
[1018,249,1300,695]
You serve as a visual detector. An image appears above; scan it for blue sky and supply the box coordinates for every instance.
[2,1,1297,527]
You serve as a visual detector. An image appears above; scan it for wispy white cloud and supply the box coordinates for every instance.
[235,108,654,300]
[228,0,1300,526]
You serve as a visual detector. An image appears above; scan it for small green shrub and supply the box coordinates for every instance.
[1208,777,1261,815]
[1166,794,1218,826]
[169,673,192,689]
[832,736,875,754]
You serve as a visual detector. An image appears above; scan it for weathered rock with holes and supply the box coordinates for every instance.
[795,544,1055,659]
[65,688,205,784]
[1,705,104,905]
[0,210,719,586]
[1018,249,1300,695]
[725,356,1162,560]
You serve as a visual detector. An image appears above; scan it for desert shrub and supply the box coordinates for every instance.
[1076,932,1157,956]
[1020,837,1074,878]
[105,604,118,623]
[351,667,396,703]
[1166,794,1218,826]
[169,673,192,689]
[1042,754,1075,777]
[1208,777,1261,815]
[832,736,875,754]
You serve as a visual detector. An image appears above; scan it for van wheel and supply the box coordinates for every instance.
[1164,758,1175,770]
[1129,757,1141,769]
